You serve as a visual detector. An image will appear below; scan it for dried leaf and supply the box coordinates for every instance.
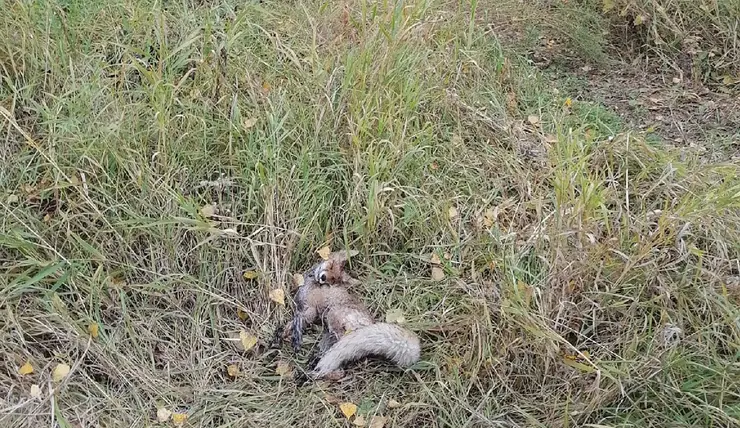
[262,81,272,93]
[634,14,645,25]
[483,208,497,228]
[237,308,248,321]
[243,270,259,280]
[430,253,441,265]
[369,416,387,428]
[431,267,445,281]
[339,402,358,419]
[172,412,188,427]
[156,408,172,423]
[448,206,458,219]
[30,384,41,399]
[387,399,401,409]
[562,352,596,373]
[275,360,290,376]
[88,322,99,338]
[269,288,285,305]
[602,0,615,12]
[385,308,406,324]
[243,118,258,129]
[200,203,217,218]
[239,330,258,352]
[292,273,304,287]
[18,361,33,375]
[564,97,572,108]
[227,364,239,378]
[317,246,331,260]
[52,363,70,382]
[527,115,540,126]
[353,415,367,427]
[6,194,19,204]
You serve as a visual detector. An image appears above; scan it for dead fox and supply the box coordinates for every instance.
[284,250,421,380]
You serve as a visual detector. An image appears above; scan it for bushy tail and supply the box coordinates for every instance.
[311,323,421,378]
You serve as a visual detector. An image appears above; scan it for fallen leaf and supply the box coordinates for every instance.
[52,363,70,382]
[443,252,451,260]
[237,308,248,321]
[369,416,387,428]
[292,273,304,287]
[156,408,172,423]
[227,364,239,378]
[172,412,188,427]
[353,415,367,427]
[562,352,596,373]
[243,270,259,280]
[602,0,615,12]
[448,206,458,219]
[527,115,540,126]
[18,361,33,375]
[43,213,51,222]
[385,308,406,324]
[431,267,445,281]
[430,253,441,265]
[672,77,682,84]
[243,117,258,129]
[239,330,258,351]
[269,288,285,305]
[564,97,572,108]
[30,384,41,399]
[262,81,272,93]
[634,14,645,25]
[88,322,99,338]
[483,207,497,228]
[317,246,331,260]
[275,360,290,376]
[387,399,401,409]
[200,203,217,218]
[339,402,358,419]
[6,194,19,204]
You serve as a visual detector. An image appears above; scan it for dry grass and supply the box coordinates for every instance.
[1,0,739,427]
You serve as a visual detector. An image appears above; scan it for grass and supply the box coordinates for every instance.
[1,0,739,427]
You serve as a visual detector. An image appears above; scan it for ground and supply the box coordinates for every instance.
[1,0,739,427]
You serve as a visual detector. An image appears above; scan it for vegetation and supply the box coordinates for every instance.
[1,0,738,427]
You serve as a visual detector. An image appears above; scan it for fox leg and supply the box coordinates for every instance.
[291,307,317,352]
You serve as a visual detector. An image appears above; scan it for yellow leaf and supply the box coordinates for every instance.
[30,384,41,399]
[88,322,99,338]
[237,308,248,321]
[430,253,441,265]
[339,402,357,419]
[157,407,172,423]
[200,203,216,218]
[527,115,540,126]
[243,270,259,280]
[275,360,290,376]
[52,363,70,382]
[387,399,401,409]
[43,213,51,222]
[239,330,258,351]
[448,206,458,219]
[317,246,331,260]
[227,364,239,378]
[369,416,387,428]
[353,415,367,427]
[431,267,445,281]
[562,353,596,373]
[172,412,188,427]
[269,288,285,305]
[243,117,258,129]
[602,0,615,13]
[18,361,34,375]
[385,308,406,324]
[634,14,645,25]
[483,207,497,228]
[262,81,272,93]
[292,273,305,287]
[564,97,572,108]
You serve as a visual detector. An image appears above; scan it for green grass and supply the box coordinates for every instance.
[1,0,739,427]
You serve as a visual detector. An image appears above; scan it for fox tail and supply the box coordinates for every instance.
[310,323,421,378]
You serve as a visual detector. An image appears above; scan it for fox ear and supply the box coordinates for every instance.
[327,249,359,263]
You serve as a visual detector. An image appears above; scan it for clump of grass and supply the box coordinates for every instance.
[1,0,739,427]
